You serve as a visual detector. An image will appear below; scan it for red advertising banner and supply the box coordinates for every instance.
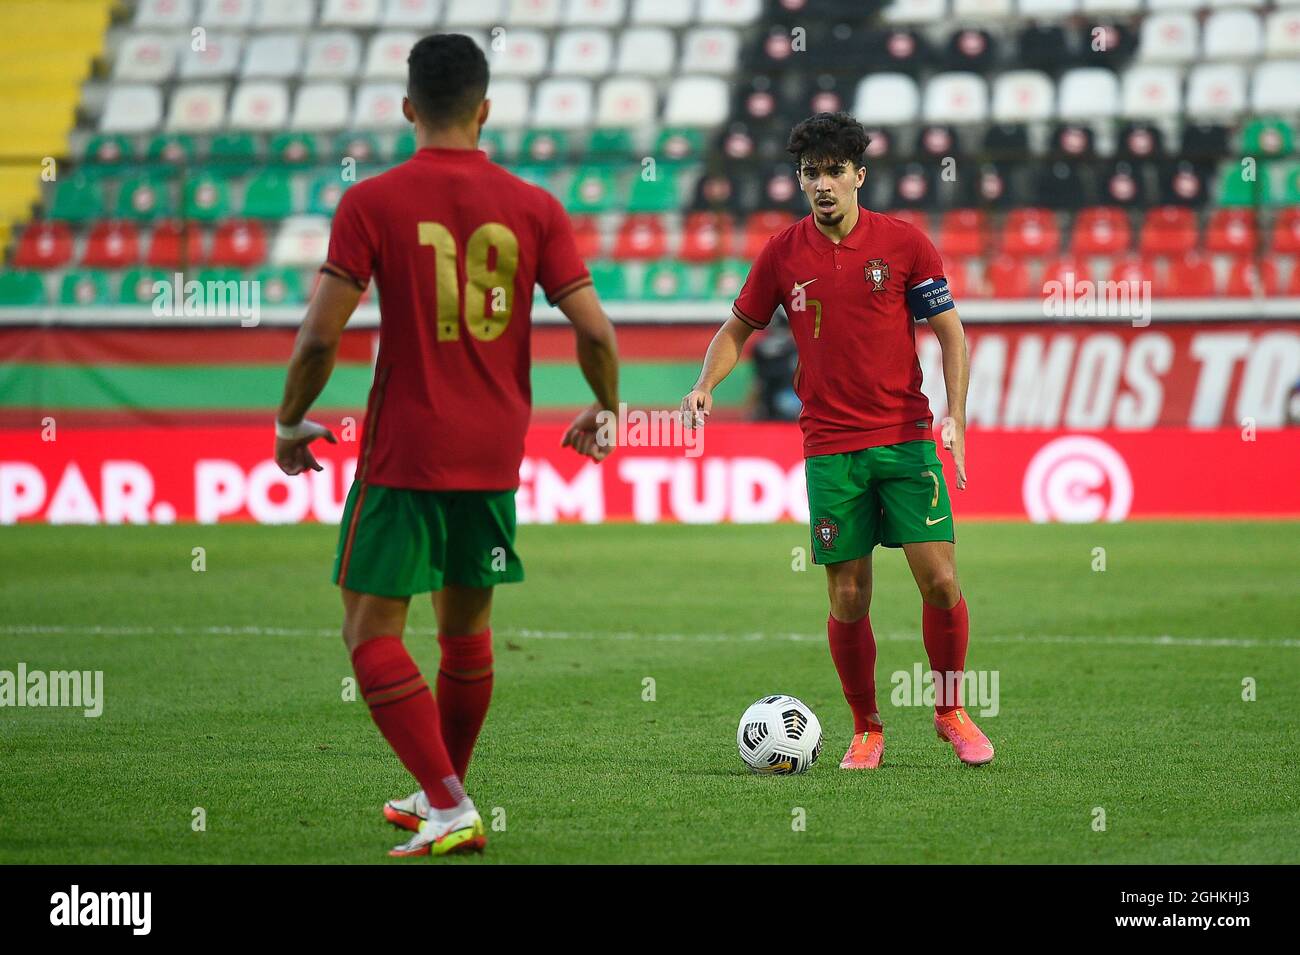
[1,423,1295,524]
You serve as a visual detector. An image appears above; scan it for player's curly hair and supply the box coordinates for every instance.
[407,34,489,128]
[786,112,871,169]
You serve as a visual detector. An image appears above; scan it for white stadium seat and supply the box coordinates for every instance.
[631,0,692,25]
[256,0,317,27]
[853,73,920,124]
[179,34,242,79]
[1204,10,1264,60]
[114,35,177,82]
[1121,65,1184,119]
[1018,0,1078,16]
[1266,10,1300,57]
[596,77,657,126]
[1058,68,1119,120]
[616,28,674,75]
[484,79,531,126]
[443,0,504,25]
[353,82,406,127]
[533,78,594,127]
[230,81,290,129]
[1146,0,1200,10]
[1186,63,1248,118]
[882,0,947,25]
[321,0,382,26]
[1206,0,1265,8]
[508,0,564,26]
[101,85,164,132]
[292,82,350,128]
[381,0,441,27]
[553,30,613,75]
[664,76,728,125]
[304,32,362,78]
[243,34,303,79]
[167,83,227,131]
[923,72,989,123]
[1081,0,1141,13]
[365,31,418,79]
[953,0,1013,18]
[1139,13,1200,64]
[273,217,332,267]
[681,28,740,73]
[697,0,761,25]
[135,0,195,27]
[200,0,255,27]
[991,71,1054,123]
[489,30,549,76]
[565,0,625,26]
[1252,60,1300,112]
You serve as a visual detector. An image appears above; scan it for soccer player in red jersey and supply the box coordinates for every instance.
[682,113,993,770]
[274,35,619,857]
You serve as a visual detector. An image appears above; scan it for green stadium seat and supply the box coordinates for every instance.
[393,129,416,162]
[628,164,681,213]
[655,127,704,161]
[479,128,510,163]
[118,268,171,305]
[82,134,134,166]
[641,261,694,300]
[209,132,260,166]
[195,267,244,288]
[270,132,318,166]
[48,173,106,222]
[520,129,571,164]
[704,259,749,300]
[241,170,295,219]
[333,131,382,165]
[565,166,622,213]
[1218,161,1270,207]
[1242,118,1294,160]
[146,134,197,166]
[306,170,350,216]
[1270,163,1300,206]
[586,128,634,161]
[587,260,629,301]
[0,271,47,305]
[183,173,232,222]
[255,266,306,305]
[115,174,175,220]
[510,164,555,191]
[59,269,111,306]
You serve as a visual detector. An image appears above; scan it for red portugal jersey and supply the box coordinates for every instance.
[322,147,591,490]
[732,207,952,457]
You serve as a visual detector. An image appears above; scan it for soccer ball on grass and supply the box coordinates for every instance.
[737,695,823,775]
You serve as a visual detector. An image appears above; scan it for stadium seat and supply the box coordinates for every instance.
[853,74,920,125]
[587,260,629,300]
[1224,257,1279,297]
[681,28,741,74]
[322,0,381,26]
[114,34,177,82]
[942,257,977,300]
[209,220,268,267]
[613,214,669,259]
[520,129,571,163]
[1071,207,1131,255]
[353,83,406,127]
[244,34,303,79]
[1000,208,1061,256]
[566,0,626,27]
[59,270,111,307]
[13,222,73,269]
[241,170,294,219]
[553,30,613,75]
[991,71,1054,124]
[118,268,170,304]
[1265,9,1300,58]
[596,78,657,127]
[135,0,195,27]
[1242,118,1294,159]
[83,134,135,167]
[627,166,681,212]
[230,82,290,129]
[272,216,331,266]
[1040,256,1092,293]
[305,32,361,78]
[1139,206,1198,255]
[1252,61,1300,114]
[741,211,796,258]
[1058,69,1120,121]
[703,259,747,299]
[292,83,350,129]
[484,80,531,127]
[887,210,930,233]
[665,77,729,126]
[566,166,622,213]
[1122,66,1183,120]
[444,0,504,26]
[49,175,106,222]
[1271,208,1300,253]
[147,133,197,166]
[382,0,441,27]
[985,255,1031,298]
[490,30,548,76]
[257,0,317,28]
[1186,64,1248,119]
[1108,253,1159,288]
[183,173,232,222]
[167,84,227,131]
[1205,209,1259,254]
[1139,13,1199,64]
[0,271,48,306]
[255,266,308,305]
[882,0,947,25]
[180,34,242,80]
[82,221,142,268]
[641,260,694,300]
[210,132,259,165]
[1204,11,1263,62]
[953,0,1013,17]
[569,214,603,259]
[101,86,164,133]
[617,28,674,75]
[366,31,419,79]
[923,73,988,124]
[1162,251,1216,297]
[534,79,595,128]
[655,127,703,161]
[679,212,733,262]
[147,221,205,268]
[306,172,350,216]
[937,209,987,257]
[116,175,174,220]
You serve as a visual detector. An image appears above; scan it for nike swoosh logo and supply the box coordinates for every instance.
[792,278,818,290]
[925,516,949,526]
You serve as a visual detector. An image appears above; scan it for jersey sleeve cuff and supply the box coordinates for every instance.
[732,303,768,329]
[320,262,368,290]
[545,275,593,306]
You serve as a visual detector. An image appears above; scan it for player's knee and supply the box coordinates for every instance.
[828,578,871,620]
[918,569,959,608]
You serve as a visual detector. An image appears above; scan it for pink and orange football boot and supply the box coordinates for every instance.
[935,707,994,765]
[840,730,885,769]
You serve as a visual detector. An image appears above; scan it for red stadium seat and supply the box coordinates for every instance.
[999,208,1060,256]
[82,221,141,268]
[1108,254,1160,288]
[570,215,603,261]
[944,257,977,300]
[742,210,796,258]
[938,209,987,258]
[1139,206,1197,256]
[1271,209,1300,255]
[1205,209,1258,255]
[1224,257,1279,298]
[679,212,733,262]
[13,221,73,269]
[1070,207,1131,255]
[985,254,1031,298]
[147,220,204,268]
[612,213,667,260]
[884,209,930,233]
[1161,252,1215,298]
[1288,259,1300,296]
[208,220,267,267]
[1040,255,1093,290]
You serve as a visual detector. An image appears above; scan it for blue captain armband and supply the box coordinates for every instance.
[907,277,954,322]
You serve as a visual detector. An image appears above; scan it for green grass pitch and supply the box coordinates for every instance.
[1,520,1296,864]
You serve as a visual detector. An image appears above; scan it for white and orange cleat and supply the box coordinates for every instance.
[934,707,995,766]
[839,730,885,769]
[388,800,486,858]
[382,790,429,833]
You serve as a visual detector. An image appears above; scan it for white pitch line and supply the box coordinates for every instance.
[0,624,1295,650]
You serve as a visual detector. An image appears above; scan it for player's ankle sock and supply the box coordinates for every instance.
[436,629,494,780]
[922,594,970,716]
[351,635,463,810]
[827,613,882,734]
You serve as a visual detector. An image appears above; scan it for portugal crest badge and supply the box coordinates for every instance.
[865,258,890,291]
[813,518,839,548]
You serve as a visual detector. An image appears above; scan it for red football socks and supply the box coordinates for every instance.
[827,614,883,733]
[351,635,463,810]
[436,629,494,781]
[922,594,970,715]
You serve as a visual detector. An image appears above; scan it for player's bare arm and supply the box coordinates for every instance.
[557,284,620,461]
[928,306,970,490]
[681,315,756,427]
[274,272,360,475]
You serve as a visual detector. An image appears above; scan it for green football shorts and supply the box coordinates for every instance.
[804,440,955,565]
[332,482,524,597]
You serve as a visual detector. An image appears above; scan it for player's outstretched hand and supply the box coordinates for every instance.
[275,418,337,475]
[561,403,613,462]
[680,388,712,429]
[942,416,967,490]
